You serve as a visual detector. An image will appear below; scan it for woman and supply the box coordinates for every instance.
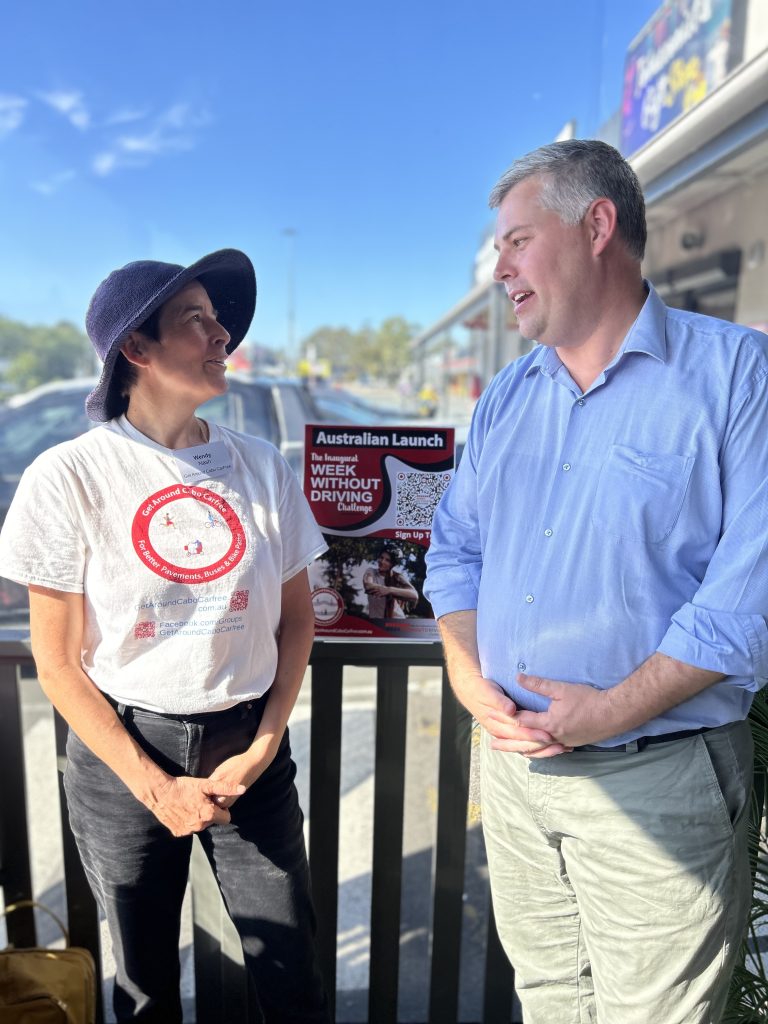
[0,250,330,1023]
[362,545,418,619]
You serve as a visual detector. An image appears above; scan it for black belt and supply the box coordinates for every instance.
[102,692,265,723]
[573,725,712,753]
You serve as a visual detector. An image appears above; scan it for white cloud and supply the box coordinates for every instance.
[160,102,209,131]
[0,95,27,139]
[92,151,118,176]
[117,129,191,155]
[5,88,209,177]
[38,89,91,130]
[104,107,148,127]
[93,102,210,176]
[30,169,76,196]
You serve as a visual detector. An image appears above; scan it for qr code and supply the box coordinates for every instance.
[229,590,250,612]
[134,620,156,640]
[395,471,452,528]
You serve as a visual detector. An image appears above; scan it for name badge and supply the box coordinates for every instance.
[173,441,232,483]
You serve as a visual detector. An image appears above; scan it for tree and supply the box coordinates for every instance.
[300,317,419,382]
[366,317,416,384]
[301,325,361,378]
[317,537,371,617]
[724,692,768,1022]
[0,316,91,395]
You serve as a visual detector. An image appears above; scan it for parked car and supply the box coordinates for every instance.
[0,373,323,475]
[308,384,413,425]
[0,374,325,620]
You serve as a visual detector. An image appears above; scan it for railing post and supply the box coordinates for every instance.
[53,709,105,1024]
[428,670,472,1023]
[309,656,343,1020]
[0,660,35,948]
[368,660,409,1023]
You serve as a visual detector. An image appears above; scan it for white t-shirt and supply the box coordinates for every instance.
[0,417,326,713]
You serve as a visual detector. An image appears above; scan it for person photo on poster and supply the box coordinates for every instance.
[362,544,418,620]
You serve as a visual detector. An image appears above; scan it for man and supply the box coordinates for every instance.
[424,139,768,1023]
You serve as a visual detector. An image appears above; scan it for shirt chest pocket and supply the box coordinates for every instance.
[591,445,695,544]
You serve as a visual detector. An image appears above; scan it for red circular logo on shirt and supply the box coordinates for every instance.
[131,486,246,584]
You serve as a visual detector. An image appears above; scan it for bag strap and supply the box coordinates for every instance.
[2,899,70,946]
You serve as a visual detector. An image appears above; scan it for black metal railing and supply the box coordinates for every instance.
[0,631,518,1023]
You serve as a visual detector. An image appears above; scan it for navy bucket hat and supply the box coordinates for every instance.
[84,248,256,422]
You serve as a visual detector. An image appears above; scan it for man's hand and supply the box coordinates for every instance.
[512,656,725,750]
[146,776,246,837]
[464,674,569,757]
[510,673,611,749]
[437,609,567,758]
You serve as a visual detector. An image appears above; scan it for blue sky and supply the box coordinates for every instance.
[3,0,661,355]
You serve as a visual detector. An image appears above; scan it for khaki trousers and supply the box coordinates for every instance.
[480,721,753,1024]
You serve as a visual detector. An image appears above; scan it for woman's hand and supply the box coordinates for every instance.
[207,744,279,809]
[147,776,246,836]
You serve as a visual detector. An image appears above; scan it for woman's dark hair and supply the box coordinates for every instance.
[377,544,402,567]
[104,308,162,418]
[137,307,162,341]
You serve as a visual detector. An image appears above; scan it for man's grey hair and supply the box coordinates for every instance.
[488,139,647,262]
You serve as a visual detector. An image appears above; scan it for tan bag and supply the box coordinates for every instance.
[0,900,96,1024]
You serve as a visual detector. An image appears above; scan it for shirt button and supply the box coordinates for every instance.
[525,594,534,603]
[517,661,526,672]
[544,528,553,537]
[578,399,585,407]
[563,463,571,471]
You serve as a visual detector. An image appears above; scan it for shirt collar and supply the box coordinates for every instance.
[621,281,667,362]
[523,280,668,380]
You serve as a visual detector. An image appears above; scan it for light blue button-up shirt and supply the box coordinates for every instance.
[425,285,768,744]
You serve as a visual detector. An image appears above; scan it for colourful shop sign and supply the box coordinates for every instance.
[621,0,735,155]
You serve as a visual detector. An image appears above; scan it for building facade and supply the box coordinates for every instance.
[413,0,768,394]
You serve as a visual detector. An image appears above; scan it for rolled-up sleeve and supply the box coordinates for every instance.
[657,369,768,687]
[658,607,768,685]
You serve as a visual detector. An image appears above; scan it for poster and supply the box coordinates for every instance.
[304,424,455,640]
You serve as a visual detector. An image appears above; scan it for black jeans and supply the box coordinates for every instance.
[64,696,329,1023]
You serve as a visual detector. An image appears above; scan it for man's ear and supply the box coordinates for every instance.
[121,332,153,368]
[585,197,618,257]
